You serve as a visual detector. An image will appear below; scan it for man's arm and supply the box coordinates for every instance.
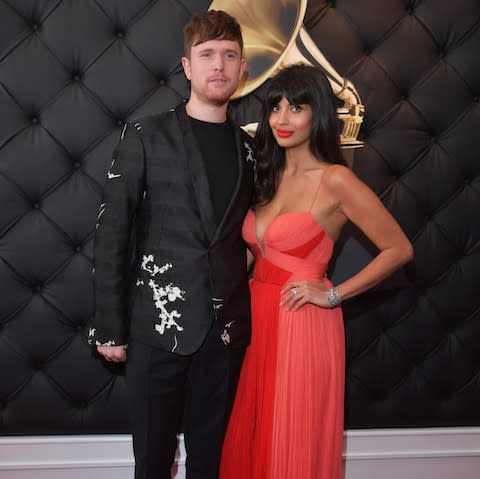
[89,122,145,358]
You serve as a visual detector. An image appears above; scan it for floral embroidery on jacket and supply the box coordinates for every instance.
[243,141,256,166]
[137,255,186,338]
[221,320,235,345]
[88,327,117,347]
[107,157,121,180]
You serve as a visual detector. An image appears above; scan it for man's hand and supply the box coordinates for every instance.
[97,345,128,363]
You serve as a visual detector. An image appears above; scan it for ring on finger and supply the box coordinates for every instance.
[291,287,297,296]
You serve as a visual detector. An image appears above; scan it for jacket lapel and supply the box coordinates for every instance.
[211,118,246,243]
[176,104,217,243]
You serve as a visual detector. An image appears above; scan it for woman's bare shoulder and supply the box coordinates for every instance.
[322,164,358,190]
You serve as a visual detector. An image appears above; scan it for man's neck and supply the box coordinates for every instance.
[185,97,228,123]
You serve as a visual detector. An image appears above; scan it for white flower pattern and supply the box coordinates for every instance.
[212,297,224,311]
[221,320,235,345]
[243,141,256,166]
[107,158,121,180]
[138,255,186,343]
[88,327,117,347]
[96,203,106,229]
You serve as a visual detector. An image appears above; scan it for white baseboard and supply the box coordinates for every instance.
[1,428,480,479]
[344,427,480,479]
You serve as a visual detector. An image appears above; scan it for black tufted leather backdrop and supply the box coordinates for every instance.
[0,0,479,435]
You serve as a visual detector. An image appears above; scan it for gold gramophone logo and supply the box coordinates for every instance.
[209,0,365,148]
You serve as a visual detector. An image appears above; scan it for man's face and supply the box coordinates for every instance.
[182,38,246,106]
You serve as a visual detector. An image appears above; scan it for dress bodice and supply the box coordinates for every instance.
[242,209,334,284]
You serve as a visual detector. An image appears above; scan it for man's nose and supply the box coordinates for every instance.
[212,53,224,70]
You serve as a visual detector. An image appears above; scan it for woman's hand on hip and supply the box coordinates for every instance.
[280,280,331,311]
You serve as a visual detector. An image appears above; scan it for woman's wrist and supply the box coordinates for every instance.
[326,286,342,307]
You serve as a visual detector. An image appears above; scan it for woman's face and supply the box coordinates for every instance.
[268,96,313,150]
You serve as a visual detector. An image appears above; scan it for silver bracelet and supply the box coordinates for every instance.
[326,286,342,307]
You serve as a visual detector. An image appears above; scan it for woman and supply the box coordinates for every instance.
[220,64,413,479]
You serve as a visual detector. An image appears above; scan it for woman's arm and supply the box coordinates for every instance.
[282,165,413,310]
[326,165,413,301]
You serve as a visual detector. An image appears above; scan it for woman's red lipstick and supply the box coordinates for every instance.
[276,129,293,138]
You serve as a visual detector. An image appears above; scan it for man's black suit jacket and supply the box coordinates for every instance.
[89,103,255,355]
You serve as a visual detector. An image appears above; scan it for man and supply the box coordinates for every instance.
[88,10,254,479]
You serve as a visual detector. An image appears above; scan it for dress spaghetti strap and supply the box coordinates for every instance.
[309,172,324,211]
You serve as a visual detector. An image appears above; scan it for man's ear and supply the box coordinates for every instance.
[239,57,247,79]
[181,56,191,80]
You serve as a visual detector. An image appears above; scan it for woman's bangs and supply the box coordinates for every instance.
[266,78,312,107]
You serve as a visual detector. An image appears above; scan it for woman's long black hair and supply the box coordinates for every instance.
[254,63,346,207]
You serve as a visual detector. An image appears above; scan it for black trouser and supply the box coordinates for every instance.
[126,323,245,479]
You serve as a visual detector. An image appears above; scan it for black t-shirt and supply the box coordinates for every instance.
[190,117,238,223]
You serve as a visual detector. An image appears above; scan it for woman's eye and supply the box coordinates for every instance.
[292,105,302,112]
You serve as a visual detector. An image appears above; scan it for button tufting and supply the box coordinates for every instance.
[0,0,477,438]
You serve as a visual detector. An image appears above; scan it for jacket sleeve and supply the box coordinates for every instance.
[88,122,145,346]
